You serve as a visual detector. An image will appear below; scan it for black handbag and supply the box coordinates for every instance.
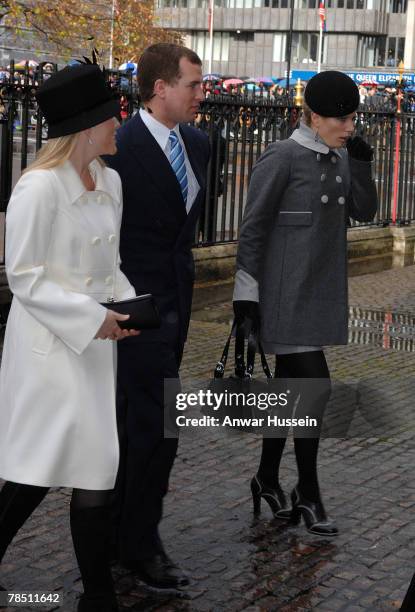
[205,321,273,432]
[101,294,161,330]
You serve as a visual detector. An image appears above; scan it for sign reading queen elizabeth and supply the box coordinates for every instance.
[290,70,415,85]
[345,72,415,85]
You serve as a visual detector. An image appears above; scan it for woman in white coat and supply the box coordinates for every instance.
[0,64,139,611]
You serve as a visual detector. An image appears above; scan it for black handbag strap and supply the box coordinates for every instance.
[214,320,236,379]
[246,326,273,379]
[214,319,273,380]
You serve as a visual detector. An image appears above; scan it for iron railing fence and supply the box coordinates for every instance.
[0,61,414,251]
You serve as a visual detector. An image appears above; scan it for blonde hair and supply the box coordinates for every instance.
[23,133,80,174]
[301,101,313,127]
[23,132,106,174]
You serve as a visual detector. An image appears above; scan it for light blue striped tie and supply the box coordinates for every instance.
[169,130,188,205]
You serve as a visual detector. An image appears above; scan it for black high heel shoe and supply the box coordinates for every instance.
[251,475,291,519]
[290,486,338,536]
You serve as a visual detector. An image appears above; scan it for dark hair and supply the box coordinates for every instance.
[138,43,202,103]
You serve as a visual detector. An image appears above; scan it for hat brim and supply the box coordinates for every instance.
[47,98,120,138]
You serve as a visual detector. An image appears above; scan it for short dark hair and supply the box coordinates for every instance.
[137,43,202,103]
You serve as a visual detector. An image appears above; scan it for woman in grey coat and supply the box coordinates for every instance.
[233,71,378,535]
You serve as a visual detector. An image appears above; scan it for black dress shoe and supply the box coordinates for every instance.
[290,486,338,536]
[123,552,189,589]
[251,475,291,519]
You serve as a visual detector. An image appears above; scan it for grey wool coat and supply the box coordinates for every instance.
[233,122,378,347]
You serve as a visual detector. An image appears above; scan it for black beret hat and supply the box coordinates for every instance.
[304,71,360,117]
[36,64,119,138]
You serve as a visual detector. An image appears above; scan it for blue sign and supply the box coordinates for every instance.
[286,69,415,85]
[291,70,317,81]
[344,71,415,85]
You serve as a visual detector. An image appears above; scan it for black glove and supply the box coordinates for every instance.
[346,136,374,162]
[233,300,260,331]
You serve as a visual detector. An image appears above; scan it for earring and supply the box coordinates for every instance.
[88,137,93,145]
[314,130,319,143]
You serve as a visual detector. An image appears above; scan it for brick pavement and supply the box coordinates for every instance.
[2,266,415,610]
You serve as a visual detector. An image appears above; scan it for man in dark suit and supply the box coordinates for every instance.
[105,44,209,588]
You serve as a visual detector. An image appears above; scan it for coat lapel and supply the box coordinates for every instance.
[128,113,187,224]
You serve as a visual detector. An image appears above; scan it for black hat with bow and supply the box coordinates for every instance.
[36,63,119,138]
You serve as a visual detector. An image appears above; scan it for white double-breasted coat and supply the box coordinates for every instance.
[0,159,135,490]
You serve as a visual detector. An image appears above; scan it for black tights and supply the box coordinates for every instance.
[257,350,330,503]
[0,482,114,597]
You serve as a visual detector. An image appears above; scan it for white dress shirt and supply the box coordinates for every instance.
[139,108,200,214]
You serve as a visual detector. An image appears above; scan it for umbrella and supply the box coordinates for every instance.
[244,83,259,91]
[203,73,221,81]
[11,60,38,70]
[119,62,137,75]
[275,77,298,87]
[249,77,274,85]
[361,80,377,87]
[223,78,244,87]
[221,74,237,80]
[68,59,82,66]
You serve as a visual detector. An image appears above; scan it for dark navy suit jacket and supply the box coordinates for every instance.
[105,112,209,354]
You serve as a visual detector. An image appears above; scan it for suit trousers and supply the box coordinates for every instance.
[112,339,180,562]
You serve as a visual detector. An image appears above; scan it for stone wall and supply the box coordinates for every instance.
[2,226,415,311]
[193,226,415,309]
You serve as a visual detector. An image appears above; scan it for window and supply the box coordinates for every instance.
[335,0,378,6]
[386,37,405,66]
[294,0,321,5]
[192,32,230,61]
[389,0,407,11]
[291,32,326,65]
[156,0,190,5]
[273,33,287,63]
[230,31,254,42]
[356,36,404,67]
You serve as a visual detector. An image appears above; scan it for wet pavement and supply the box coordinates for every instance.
[2,265,415,610]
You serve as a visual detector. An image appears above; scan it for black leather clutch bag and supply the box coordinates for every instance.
[101,294,161,330]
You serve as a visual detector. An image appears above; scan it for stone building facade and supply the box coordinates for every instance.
[155,0,415,77]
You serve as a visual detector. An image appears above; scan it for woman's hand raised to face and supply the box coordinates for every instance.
[95,309,141,341]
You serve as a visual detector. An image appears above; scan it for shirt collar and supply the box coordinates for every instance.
[290,121,342,158]
[50,159,119,204]
[139,108,180,152]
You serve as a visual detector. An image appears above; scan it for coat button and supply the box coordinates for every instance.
[316,153,321,161]
[85,277,93,286]
[105,276,112,285]
[331,156,337,164]
[338,196,346,204]
[336,176,343,183]
[320,174,326,182]
[321,195,329,204]
[108,234,116,244]
[91,236,101,246]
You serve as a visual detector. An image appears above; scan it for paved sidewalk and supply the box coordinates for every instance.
[2,265,415,611]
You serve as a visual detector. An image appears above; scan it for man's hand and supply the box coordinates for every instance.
[346,136,374,162]
[95,310,141,341]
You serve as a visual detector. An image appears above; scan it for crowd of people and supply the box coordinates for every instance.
[0,46,414,612]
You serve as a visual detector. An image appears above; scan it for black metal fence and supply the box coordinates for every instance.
[1,61,414,253]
